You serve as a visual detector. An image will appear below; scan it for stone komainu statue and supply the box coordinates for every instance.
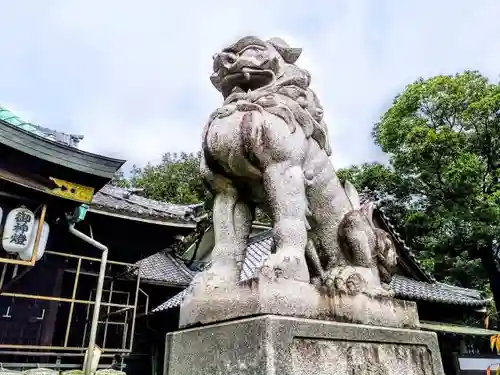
[201,36,397,296]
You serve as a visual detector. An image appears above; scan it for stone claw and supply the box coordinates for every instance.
[260,251,309,282]
[322,266,367,296]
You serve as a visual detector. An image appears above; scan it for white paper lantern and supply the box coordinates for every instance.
[2,207,35,253]
[18,219,49,261]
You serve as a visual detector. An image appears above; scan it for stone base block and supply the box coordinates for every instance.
[164,315,444,375]
[179,277,419,329]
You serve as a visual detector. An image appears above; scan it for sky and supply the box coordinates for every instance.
[1,1,500,171]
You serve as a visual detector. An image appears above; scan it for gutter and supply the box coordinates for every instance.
[69,224,108,375]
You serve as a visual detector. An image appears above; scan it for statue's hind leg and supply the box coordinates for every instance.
[261,162,310,282]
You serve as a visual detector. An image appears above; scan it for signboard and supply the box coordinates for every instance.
[457,355,500,374]
[49,177,95,203]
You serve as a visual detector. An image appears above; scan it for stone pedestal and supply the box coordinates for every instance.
[164,315,444,375]
[179,277,420,329]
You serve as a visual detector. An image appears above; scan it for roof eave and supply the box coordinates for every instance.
[0,119,126,179]
[88,207,198,228]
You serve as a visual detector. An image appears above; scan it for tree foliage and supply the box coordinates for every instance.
[114,152,209,205]
[110,169,130,189]
[339,71,500,307]
[135,151,209,205]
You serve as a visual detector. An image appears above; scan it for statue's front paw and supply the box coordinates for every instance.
[323,266,367,296]
[323,267,343,296]
[310,276,323,289]
[344,272,367,295]
[260,249,309,282]
[198,262,240,287]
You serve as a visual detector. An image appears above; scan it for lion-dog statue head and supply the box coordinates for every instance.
[209,36,332,156]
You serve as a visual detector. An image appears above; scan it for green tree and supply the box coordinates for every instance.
[130,151,209,205]
[110,169,130,188]
[340,71,500,308]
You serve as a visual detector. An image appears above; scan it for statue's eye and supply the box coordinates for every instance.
[241,48,257,57]
[240,45,266,59]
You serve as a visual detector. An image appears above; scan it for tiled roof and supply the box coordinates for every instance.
[241,231,274,282]
[152,288,190,312]
[390,275,485,307]
[131,251,195,286]
[91,185,205,224]
[151,228,488,313]
[435,282,483,300]
[0,105,83,148]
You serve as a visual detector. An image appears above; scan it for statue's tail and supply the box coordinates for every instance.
[343,180,361,209]
[343,180,376,227]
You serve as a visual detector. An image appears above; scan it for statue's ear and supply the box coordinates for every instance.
[267,37,302,64]
[281,47,302,64]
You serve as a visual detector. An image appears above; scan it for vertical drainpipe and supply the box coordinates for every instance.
[69,223,108,375]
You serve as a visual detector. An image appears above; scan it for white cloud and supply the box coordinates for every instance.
[1,0,500,170]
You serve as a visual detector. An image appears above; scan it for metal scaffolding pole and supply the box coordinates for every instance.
[69,224,108,375]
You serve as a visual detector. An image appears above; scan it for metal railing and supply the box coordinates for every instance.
[0,249,146,355]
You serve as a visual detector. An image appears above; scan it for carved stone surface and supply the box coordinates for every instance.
[190,35,406,327]
[179,273,419,329]
[165,315,444,375]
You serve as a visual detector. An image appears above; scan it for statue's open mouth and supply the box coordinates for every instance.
[221,68,275,94]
